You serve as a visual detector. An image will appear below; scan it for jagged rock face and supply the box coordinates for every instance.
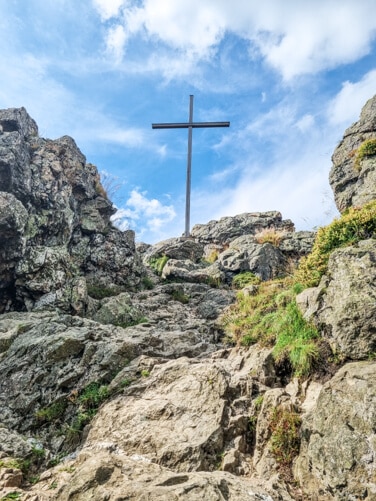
[330,94,376,212]
[143,215,315,285]
[295,362,376,500]
[0,283,234,455]
[0,107,143,313]
[191,211,295,245]
[297,239,376,359]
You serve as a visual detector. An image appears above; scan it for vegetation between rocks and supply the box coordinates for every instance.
[295,200,376,287]
[353,138,376,171]
[270,406,301,469]
[221,278,319,376]
[149,255,169,275]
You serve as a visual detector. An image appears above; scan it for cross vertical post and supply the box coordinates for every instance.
[185,95,194,237]
[152,95,230,237]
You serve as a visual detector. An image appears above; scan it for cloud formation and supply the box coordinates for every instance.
[111,189,176,239]
[94,0,376,79]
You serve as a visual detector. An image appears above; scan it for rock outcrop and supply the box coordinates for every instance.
[297,239,376,359]
[295,362,376,500]
[330,95,376,212]
[0,107,143,314]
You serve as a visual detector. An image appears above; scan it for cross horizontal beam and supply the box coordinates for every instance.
[152,121,230,129]
[152,95,230,237]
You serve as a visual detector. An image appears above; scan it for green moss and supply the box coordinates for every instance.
[295,200,376,287]
[169,289,190,304]
[354,138,376,171]
[221,278,319,377]
[114,316,148,328]
[87,284,124,300]
[149,255,169,275]
[35,401,67,423]
[232,271,261,289]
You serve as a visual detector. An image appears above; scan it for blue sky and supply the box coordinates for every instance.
[1,0,376,243]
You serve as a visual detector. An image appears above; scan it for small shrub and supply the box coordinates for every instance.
[141,369,150,378]
[272,302,319,376]
[295,200,376,287]
[141,276,154,290]
[169,289,189,304]
[115,316,148,329]
[232,271,261,289]
[1,492,22,500]
[149,255,169,276]
[35,401,67,423]
[254,228,286,246]
[253,395,264,411]
[78,382,109,410]
[206,249,219,263]
[87,284,123,300]
[354,138,376,171]
[269,407,301,468]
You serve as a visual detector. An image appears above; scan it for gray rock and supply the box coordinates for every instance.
[330,94,376,212]
[0,107,144,313]
[0,427,33,458]
[144,237,204,264]
[0,192,28,311]
[27,448,280,501]
[299,239,376,359]
[191,211,295,245]
[278,231,315,256]
[218,242,286,281]
[294,361,376,500]
[161,258,225,285]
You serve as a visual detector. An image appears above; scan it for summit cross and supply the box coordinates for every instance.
[152,95,230,237]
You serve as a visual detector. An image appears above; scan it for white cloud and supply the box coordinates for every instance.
[328,70,376,126]
[106,24,127,63]
[99,127,146,147]
[95,0,376,80]
[111,189,176,238]
[92,0,125,21]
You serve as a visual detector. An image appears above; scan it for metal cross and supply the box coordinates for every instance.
[152,95,230,237]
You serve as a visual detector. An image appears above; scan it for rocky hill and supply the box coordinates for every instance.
[0,97,375,501]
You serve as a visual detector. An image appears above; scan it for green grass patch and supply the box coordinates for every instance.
[354,138,376,171]
[35,401,67,423]
[270,406,301,468]
[295,200,376,287]
[87,284,123,300]
[220,278,319,377]
[232,271,261,289]
[148,255,169,275]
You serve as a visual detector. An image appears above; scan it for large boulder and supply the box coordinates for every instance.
[0,107,143,313]
[330,94,376,212]
[191,211,295,246]
[295,361,376,500]
[297,239,376,359]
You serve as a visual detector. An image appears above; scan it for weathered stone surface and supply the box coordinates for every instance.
[161,258,225,285]
[278,231,315,256]
[191,211,295,245]
[0,192,28,311]
[218,241,286,281]
[295,361,376,501]
[299,239,376,359]
[330,94,376,212]
[143,237,204,263]
[0,427,34,458]
[26,448,280,501]
[0,107,144,313]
